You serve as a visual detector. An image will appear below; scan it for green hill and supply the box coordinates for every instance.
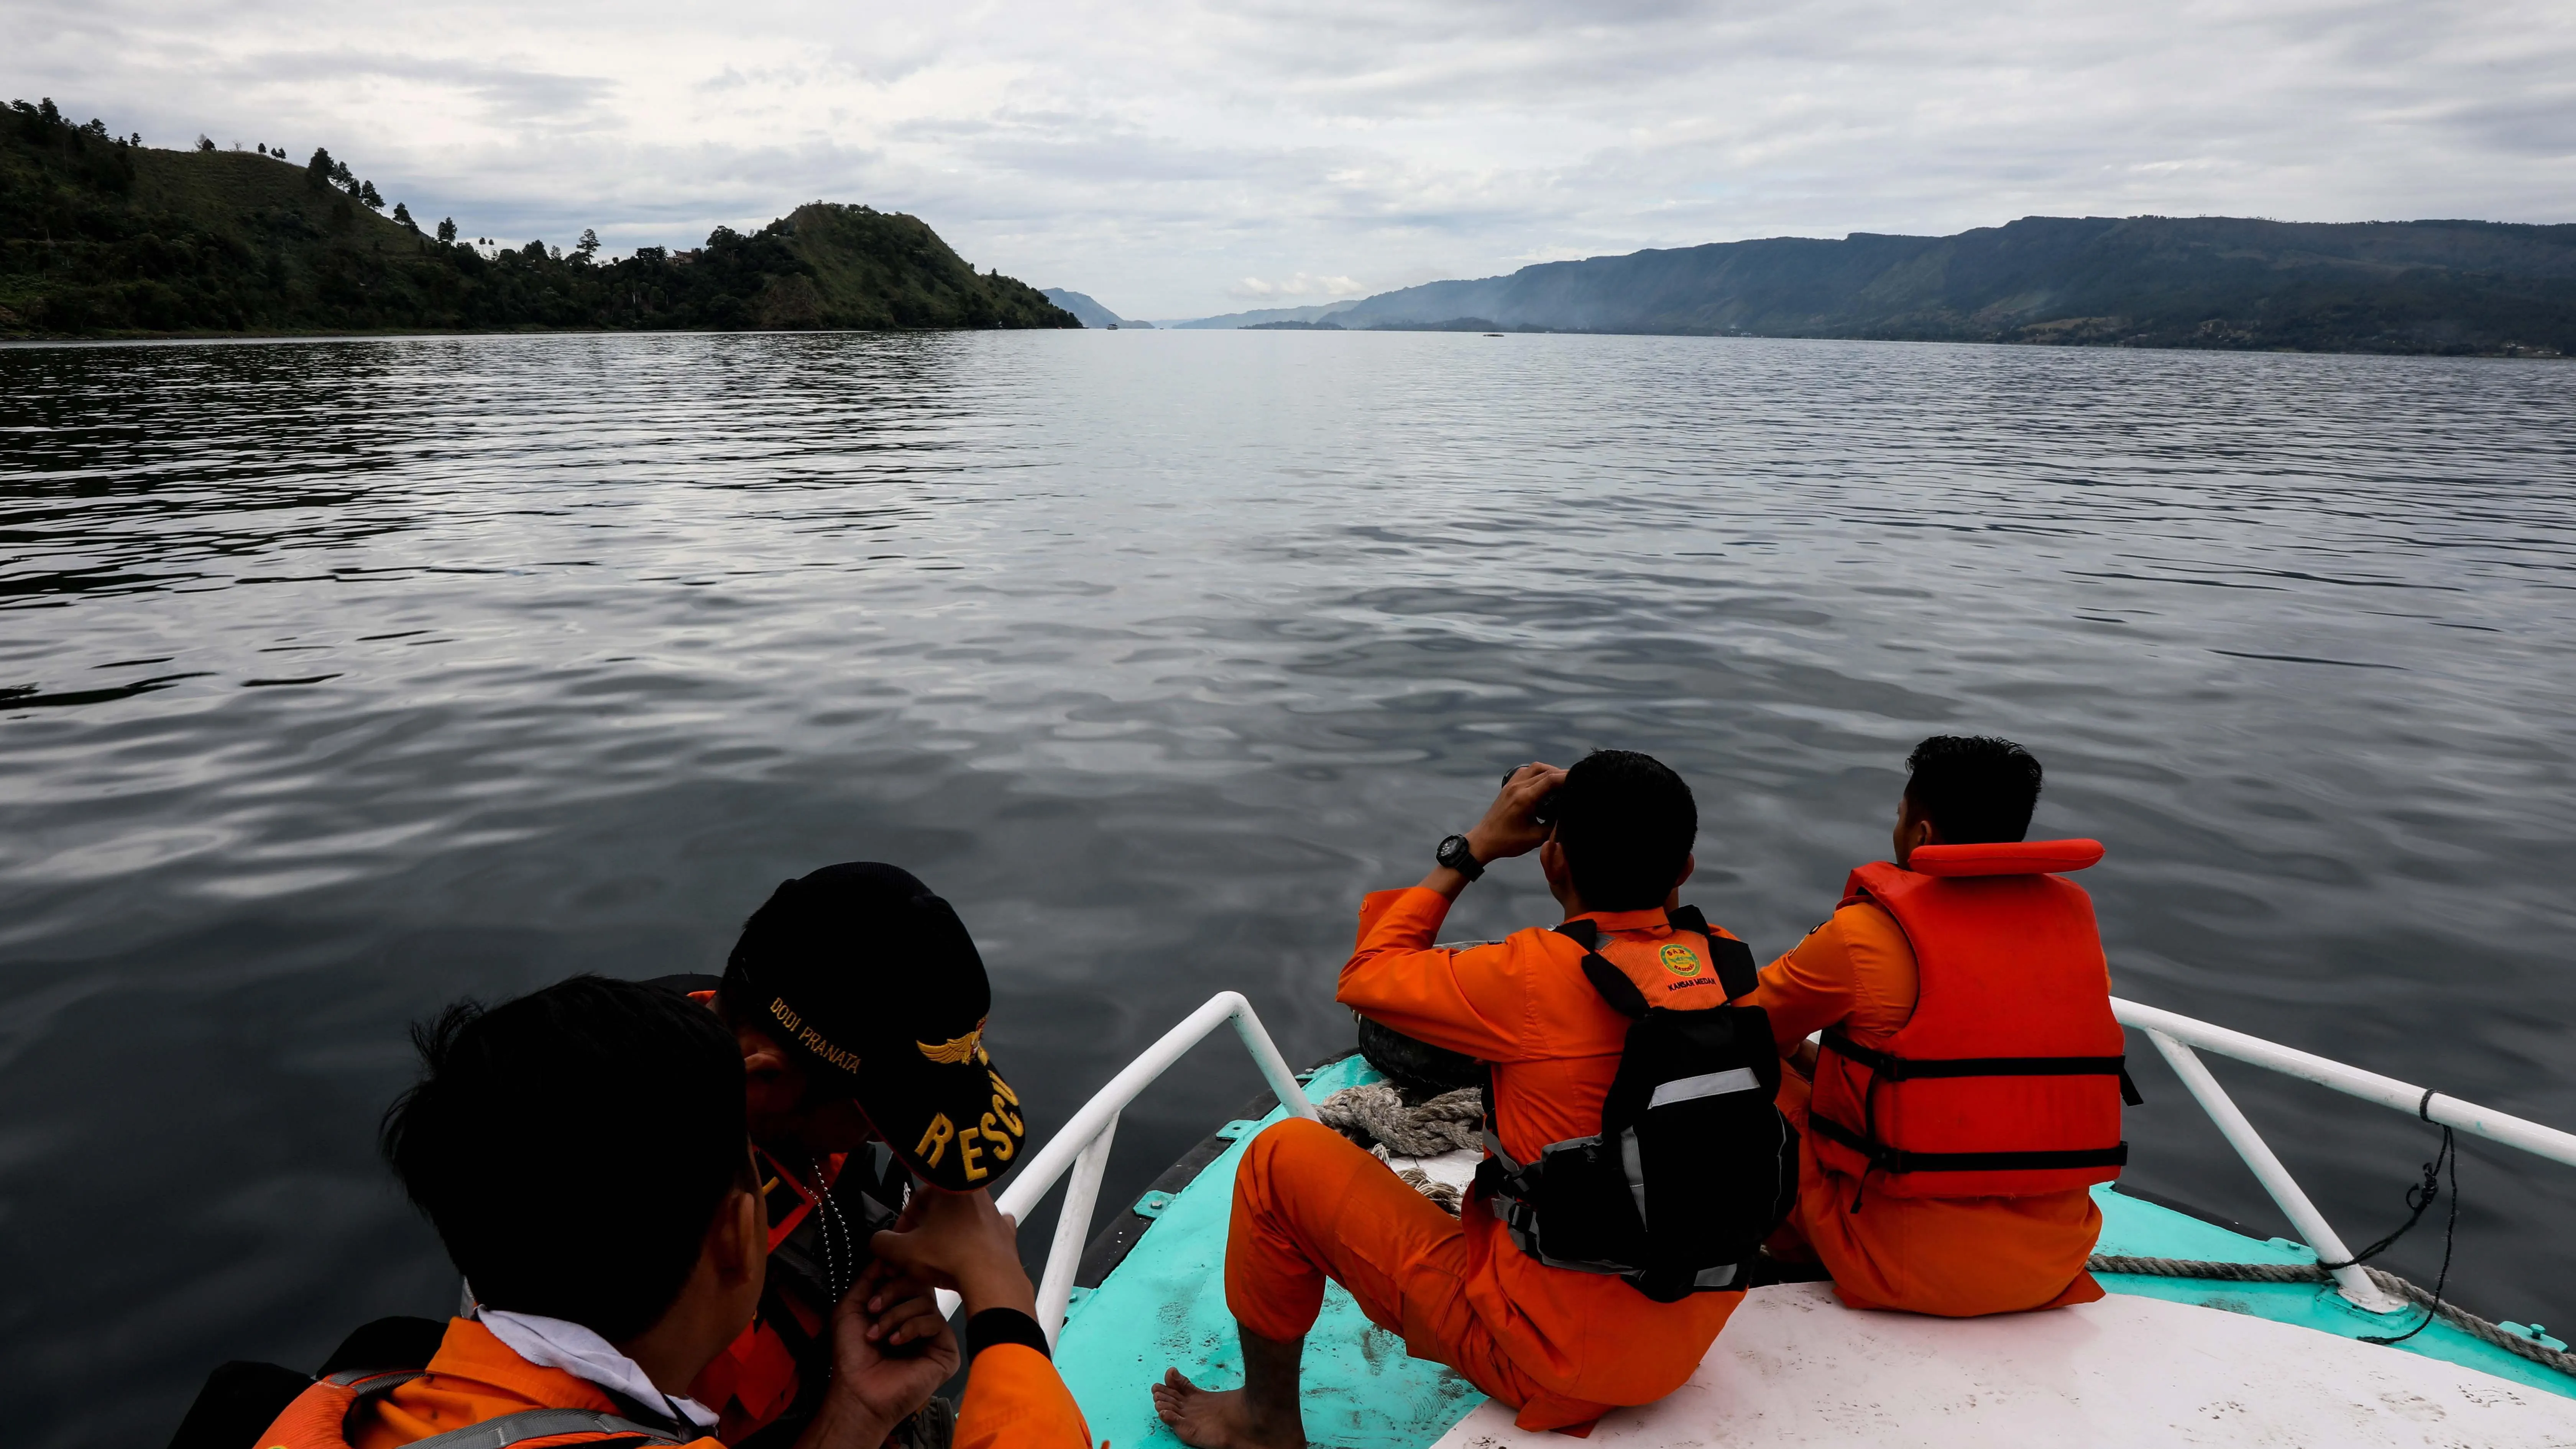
[0,98,1077,336]
[1333,215,2576,355]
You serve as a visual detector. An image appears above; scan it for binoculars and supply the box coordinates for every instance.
[1502,765,1562,828]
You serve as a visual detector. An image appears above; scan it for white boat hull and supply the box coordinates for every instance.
[1431,1283,2576,1447]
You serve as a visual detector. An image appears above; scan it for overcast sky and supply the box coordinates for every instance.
[9,0,2573,318]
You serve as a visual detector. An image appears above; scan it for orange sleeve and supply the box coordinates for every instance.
[1333,886,1538,1062]
[953,1344,1092,1449]
[1747,901,1921,1052]
[1746,912,1867,1051]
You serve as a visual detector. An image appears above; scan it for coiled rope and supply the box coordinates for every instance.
[1319,1084,1483,1213]
[1319,1084,1484,1158]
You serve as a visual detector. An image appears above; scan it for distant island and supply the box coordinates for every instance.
[1040,288,1152,328]
[1164,301,1363,329]
[1279,217,2573,356]
[0,99,1078,337]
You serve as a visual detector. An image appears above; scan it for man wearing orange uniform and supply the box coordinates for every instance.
[1156,751,1755,1448]
[1752,735,2114,1316]
[254,974,1091,1449]
[680,862,1032,1447]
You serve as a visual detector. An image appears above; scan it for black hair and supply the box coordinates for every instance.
[1552,749,1697,911]
[1903,735,2044,844]
[380,975,751,1342]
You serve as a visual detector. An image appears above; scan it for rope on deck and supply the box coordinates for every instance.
[2090,1254,2576,1381]
[1319,1083,1482,1214]
[1318,1083,1483,1158]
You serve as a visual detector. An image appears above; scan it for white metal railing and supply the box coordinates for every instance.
[981,990,2576,1332]
[978,991,1317,1340]
[2114,996,2576,1313]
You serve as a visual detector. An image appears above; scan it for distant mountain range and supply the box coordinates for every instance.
[1040,288,1153,327]
[1313,217,2576,355]
[1161,300,1362,329]
[1,99,1077,336]
[21,99,2562,359]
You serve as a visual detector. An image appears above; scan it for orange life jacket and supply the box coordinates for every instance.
[1807,840,2130,1199]
[255,1367,699,1449]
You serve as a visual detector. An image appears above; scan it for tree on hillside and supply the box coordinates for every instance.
[436,217,457,244]
[306,147,334,189]
[574,228,600,263]
[393,202,416,230]
[358,179,384,210]
[195,135,214,151]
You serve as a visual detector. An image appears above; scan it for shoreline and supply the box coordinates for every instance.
[2,325,2562,358]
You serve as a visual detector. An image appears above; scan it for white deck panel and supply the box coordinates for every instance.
[1429,1284,2576,1447]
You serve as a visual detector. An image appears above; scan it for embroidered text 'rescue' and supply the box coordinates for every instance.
[914,1070,1024,1183]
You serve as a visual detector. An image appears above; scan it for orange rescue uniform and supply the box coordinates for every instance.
[689,1144,847,1442]
[953,1344,1094,1449]
[272,1315,1089,1449]
[1226,886,1745,1433]
[347,1318,719,1449]
[1748,899,2105,1316]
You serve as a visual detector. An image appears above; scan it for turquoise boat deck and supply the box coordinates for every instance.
[1050,1054,2574,1449]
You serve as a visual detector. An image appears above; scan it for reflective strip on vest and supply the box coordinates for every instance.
[1648,1067,1760,1107]
[404,1407,693,1449]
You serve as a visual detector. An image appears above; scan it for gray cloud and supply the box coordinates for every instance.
[4,0,2569,315]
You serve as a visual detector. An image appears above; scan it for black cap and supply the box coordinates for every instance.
[720,863,1025,1191]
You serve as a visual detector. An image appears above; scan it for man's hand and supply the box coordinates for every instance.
[1466,762,1566,864]
[794,1266,958,1449]
[868,1184,1040,1320]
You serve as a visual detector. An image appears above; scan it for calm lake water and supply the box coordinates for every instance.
[4,330,2574,1445]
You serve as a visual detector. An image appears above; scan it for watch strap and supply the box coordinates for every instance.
[1437,833,1485,881]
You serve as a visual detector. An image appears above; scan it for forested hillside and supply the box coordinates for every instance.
[0,99,1077,336]
[1336,215,2576,355]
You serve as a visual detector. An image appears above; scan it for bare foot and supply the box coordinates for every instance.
[1152,1368,1304,1449]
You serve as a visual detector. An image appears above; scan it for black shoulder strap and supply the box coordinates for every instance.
[1665,905,1760,1000]
[321,1368,432,1449]
[1553,920,1650,1017]
[1579,951,1650,1018]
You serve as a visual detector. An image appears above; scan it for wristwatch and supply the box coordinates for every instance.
[1435,833,1485,882]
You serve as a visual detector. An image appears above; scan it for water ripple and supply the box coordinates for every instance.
[3,332,2574,1446]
